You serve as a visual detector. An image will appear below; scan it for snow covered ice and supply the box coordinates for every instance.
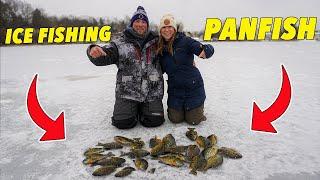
[1,41,320,179]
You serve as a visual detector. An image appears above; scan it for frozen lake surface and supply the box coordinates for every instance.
[1,41,320,179]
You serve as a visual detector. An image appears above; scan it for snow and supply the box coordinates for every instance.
[1,41,320,180]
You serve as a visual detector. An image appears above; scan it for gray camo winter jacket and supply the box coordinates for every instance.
[87,29,164,102]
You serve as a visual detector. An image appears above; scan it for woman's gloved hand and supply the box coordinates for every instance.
[203,44,214,58]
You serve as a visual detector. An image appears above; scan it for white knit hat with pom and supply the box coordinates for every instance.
[159,14,177,31]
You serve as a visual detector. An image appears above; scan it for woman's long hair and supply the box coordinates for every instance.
[157,31,177,56]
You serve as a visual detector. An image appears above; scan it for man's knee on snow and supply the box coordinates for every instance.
[139,100,164,127]
[112,98,138,129]
[140,114,164,127]
[112,116,137,129]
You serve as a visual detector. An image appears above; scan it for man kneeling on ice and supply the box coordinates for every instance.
[86,6,164,129]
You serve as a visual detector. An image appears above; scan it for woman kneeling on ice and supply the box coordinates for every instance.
[157,14,214,125]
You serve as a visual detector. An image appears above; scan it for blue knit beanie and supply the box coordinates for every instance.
[130,6,149,27]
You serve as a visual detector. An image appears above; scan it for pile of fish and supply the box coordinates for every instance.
[83,128,242,177]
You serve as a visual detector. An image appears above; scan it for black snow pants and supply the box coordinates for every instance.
[111,98,165,129]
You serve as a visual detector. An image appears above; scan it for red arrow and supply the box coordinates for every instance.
[251,65,291,133]
[27,74,65,141]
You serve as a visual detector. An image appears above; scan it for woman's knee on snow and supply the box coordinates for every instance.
[167,108,184,123]
[185,105,206,125]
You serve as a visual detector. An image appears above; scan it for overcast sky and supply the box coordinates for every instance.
[22,0,319,31]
